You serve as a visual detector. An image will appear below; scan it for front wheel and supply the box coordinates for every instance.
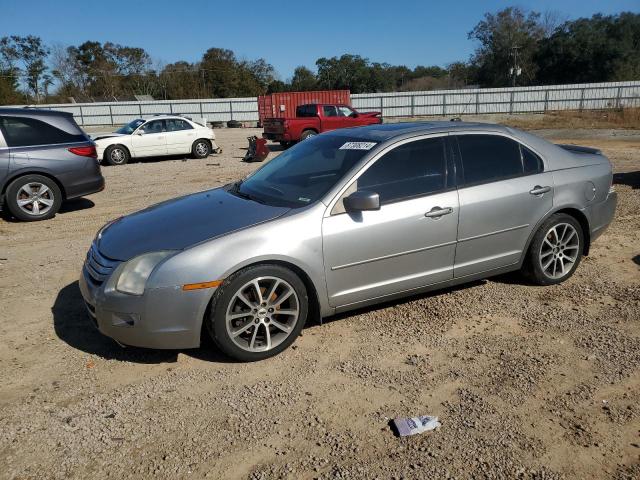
[300,130,317,141]
[524,213,584,285]
[192,139,211,158]
[104,145,130,166]
[5,174,62,221]
[207,265,308,361]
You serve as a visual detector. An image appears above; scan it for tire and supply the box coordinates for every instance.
[192,139,211,159]
[524,213,584,285]
[206,264,309,361]
[104,145,130,166]
[300,130,317,141]
[227,120,242,128]
[5,174,62,222]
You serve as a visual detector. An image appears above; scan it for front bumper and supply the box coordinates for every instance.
[78,262,212,350]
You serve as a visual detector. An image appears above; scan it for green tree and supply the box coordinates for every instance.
[468,7,545,87]
[290,66,317,91]
[535,12,640,84]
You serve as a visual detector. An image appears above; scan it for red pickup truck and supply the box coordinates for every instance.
[262,103,382,145]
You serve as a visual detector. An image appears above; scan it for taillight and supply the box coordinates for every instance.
[68,145,98,158]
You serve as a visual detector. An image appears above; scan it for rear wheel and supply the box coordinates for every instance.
[524,213,584,285]
[5,174,62,221]
[300,130,317,141]
[104,145,130,166]
[207,264,308,361]
[192,139,211,158]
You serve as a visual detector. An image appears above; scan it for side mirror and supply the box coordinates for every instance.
[135,130,144,135]
[343,190,380,212]
[349,112,358,118]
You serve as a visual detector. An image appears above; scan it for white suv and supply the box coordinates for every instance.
[94,116,221,166]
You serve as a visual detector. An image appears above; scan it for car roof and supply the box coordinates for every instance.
[0,107,73,118]
[327,120,513,141]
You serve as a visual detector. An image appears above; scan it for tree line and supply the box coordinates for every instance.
[0,8,638,105]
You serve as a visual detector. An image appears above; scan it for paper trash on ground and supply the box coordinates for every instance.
[393,415,441,437]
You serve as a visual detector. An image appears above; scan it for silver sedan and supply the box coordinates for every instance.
[79,122,617,361]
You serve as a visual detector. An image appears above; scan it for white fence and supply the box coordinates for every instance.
[18,80,640,126]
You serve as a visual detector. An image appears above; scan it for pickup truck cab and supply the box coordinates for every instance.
[263,103,382,145]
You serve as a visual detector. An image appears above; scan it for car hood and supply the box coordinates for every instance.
[93,133,127,141]
[96,187,290,261]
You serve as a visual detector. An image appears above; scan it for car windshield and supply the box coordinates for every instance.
[115,119,145,135]
[235,135,376,208]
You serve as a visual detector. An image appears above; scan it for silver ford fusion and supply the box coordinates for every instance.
[79,122,617,361]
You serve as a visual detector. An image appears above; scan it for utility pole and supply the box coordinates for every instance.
[509,46,522,87]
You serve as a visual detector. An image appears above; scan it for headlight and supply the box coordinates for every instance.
[115,251,176,295]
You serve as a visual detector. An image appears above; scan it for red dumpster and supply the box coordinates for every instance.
[258,90,350,126]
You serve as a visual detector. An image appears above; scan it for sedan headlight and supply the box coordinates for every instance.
[115,251,176,295]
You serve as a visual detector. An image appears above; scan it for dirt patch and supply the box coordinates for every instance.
[0,127,638,479]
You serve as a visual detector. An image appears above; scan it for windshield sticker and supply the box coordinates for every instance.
[339,141,377,151]
[298,197,311,203]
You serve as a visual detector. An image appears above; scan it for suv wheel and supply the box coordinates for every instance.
[104,145,130,166]
[525,213,584,285]
[207,265,308,361]
[5,175,62,221]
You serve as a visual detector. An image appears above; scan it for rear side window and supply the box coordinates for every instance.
[0,116,85,147]
[166,119,193,131]
[296,105,317,117]
[457,135,523,185]
[357,137,447,204]
[522,145,543,174]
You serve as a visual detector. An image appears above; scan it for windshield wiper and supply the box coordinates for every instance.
[229,181,266,204]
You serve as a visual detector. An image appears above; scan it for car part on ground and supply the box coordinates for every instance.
[243,136,269,162]
[0,108,104,222]
[80,121,616,361]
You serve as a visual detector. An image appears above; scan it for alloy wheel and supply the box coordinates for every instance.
[225,276,300,352]
[195,142,209,156]
[16,182,54,216]
[110,148,126,163]
[539,223,580,280]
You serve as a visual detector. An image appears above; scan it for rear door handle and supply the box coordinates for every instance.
[425,206,453,218]
[530,185,551,196]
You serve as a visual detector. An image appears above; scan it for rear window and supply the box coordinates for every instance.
[296,105,317,117]
[0,115,85,147]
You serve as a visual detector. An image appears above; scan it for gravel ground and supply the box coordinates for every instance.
[0,126,638,479]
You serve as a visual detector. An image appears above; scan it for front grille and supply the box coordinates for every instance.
[85,244,119,286]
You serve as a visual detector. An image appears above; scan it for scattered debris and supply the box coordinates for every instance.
[392,415,441,437]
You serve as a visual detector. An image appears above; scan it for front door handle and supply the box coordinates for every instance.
[425,206,453,218]
[530,185,551,196]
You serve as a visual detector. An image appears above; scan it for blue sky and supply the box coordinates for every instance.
[1,0,638,79]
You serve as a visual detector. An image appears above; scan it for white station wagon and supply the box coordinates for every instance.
[93,115,221,166]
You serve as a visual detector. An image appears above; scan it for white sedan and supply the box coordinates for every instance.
[93,116,221,166]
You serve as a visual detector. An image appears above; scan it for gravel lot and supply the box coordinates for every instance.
[0,125,638,479]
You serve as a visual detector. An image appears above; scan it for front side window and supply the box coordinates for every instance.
[457,135,524,185]
[235,135,373,208]
[166,119,193,132]
[357,137,447,204]
[322,106,338,117]
[139,120,165,134]
[0,116,85,147]
[337,106,355,117]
